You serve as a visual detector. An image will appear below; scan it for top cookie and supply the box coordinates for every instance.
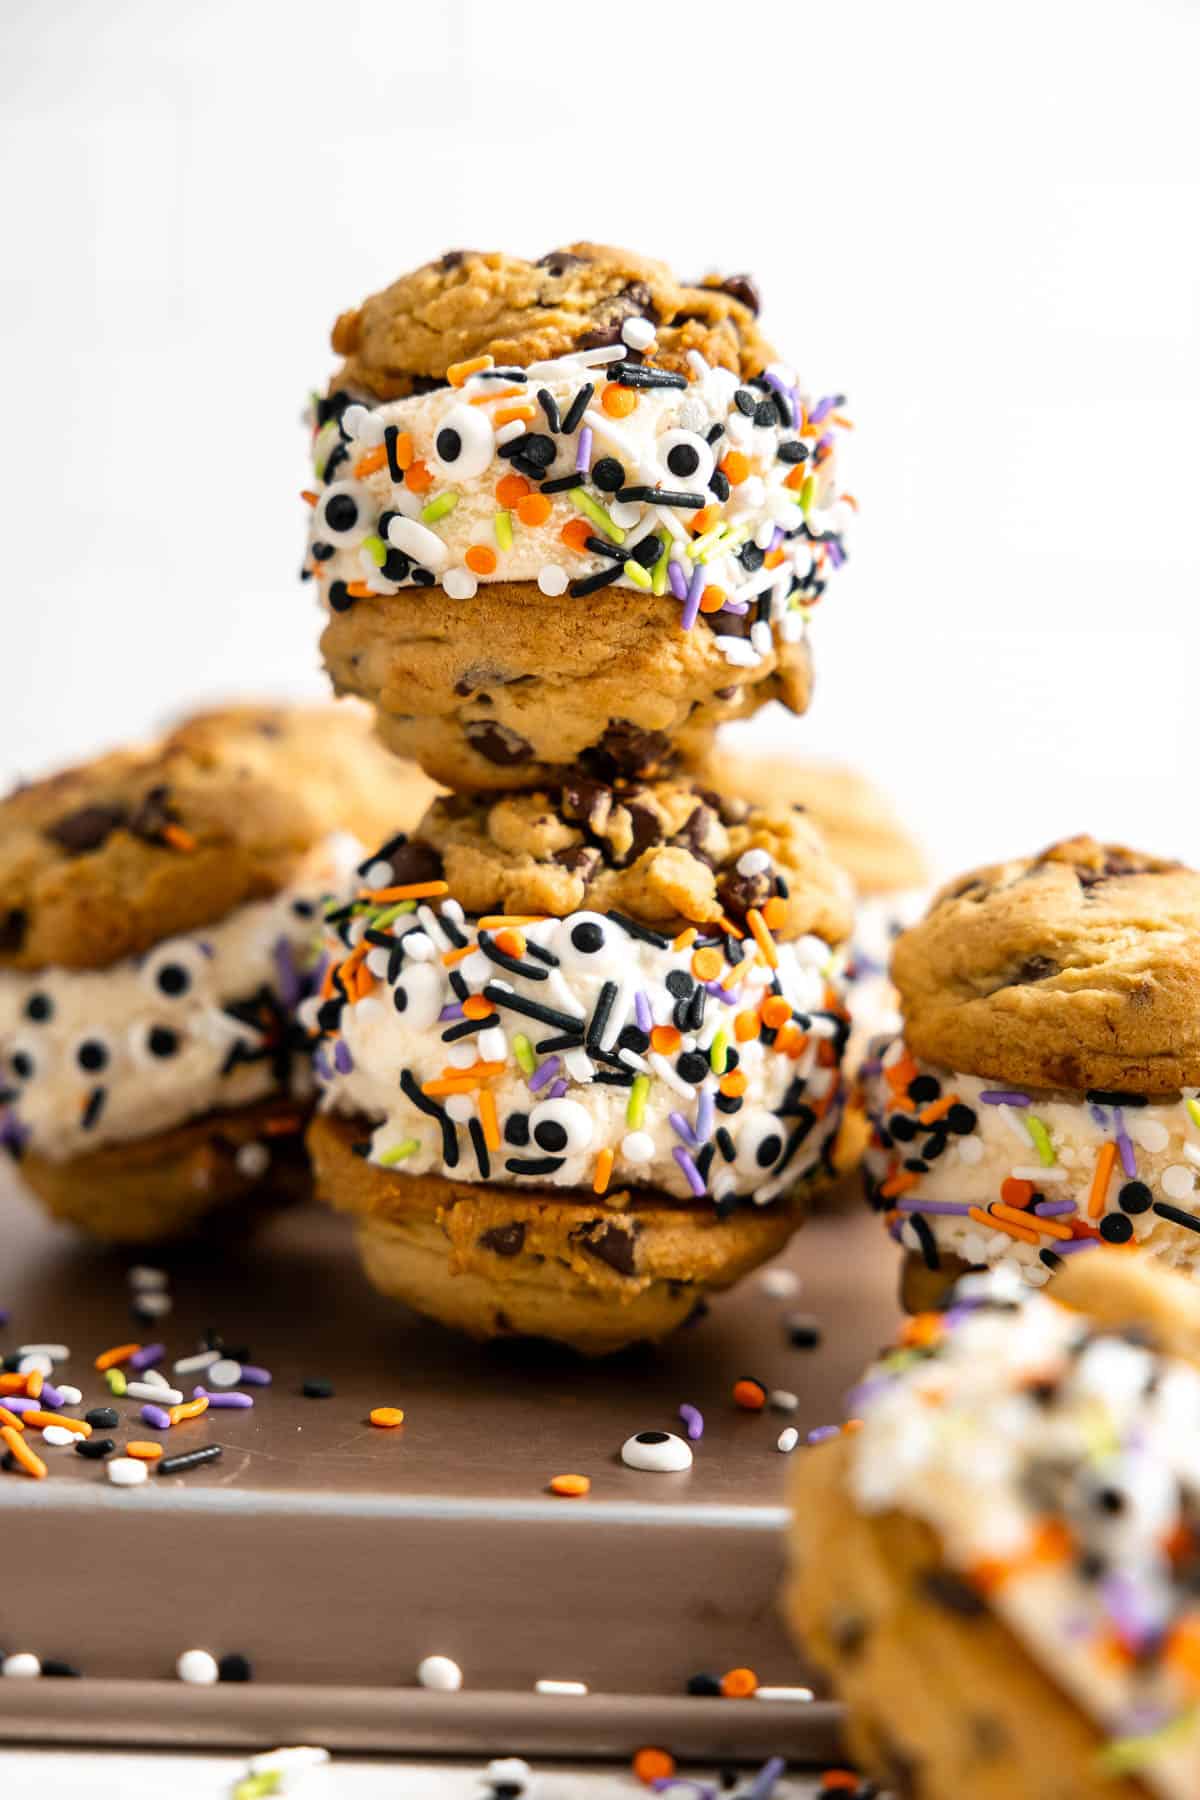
[892,835,1200,1093]
[328,244,774,400]
[0,702,440,974]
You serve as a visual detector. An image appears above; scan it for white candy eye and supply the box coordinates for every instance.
[128,1021,185,1067]
[553,912,611,969]
[391,960,443,1030]
[316,479,373,547]
[142,940,209,1003]
[430,404,495,481]
[657,427,714,492]
[735,1111,789,1175]
[621,1431,693,1473]
[529,1098,593,1156]
[73,1031,115,1076]
[8,1039,43,1084]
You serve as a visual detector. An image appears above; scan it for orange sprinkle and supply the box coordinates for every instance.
[970,1519,1072,1594]
[968,1205,1039,1246]
[901,1313,944,1349]
[0,1375,28,1395]
[168,1396,210,1426]
[354,445,387,479]
[745,908,778,969]
[884,1052,920,1094]
[440,1060,506,1083]
[720,450,751,485]
[95,1342,140,1373]
[993,1202,1074,1241]
[560,518,593,554]
[761,895,789,930]
[550,1473,591,1499]
[918,1093,958,1127]
[441,943,477,968]
[651,1025,681,1054]
[1089,1140,1117,1219]
[24,1369,44,1400]
[672,927,699,951]
[405,460,434,494]
[1165,1616,1200,1689]
[516,492,552,528]
[601,383,638,418]
[448,354,494,387]
[593,1147,615,1195]
[496,472,532,507]
[369,1407,405,1429]
[733,1378,767,1412]
[25,1410,90,1437]
[471,386,523,406]
[493,927,526,958]
[125,1441,163,1462]
[1,1425,45,1479]
[1000,1177,1036,1209]
[163,824,197,853]
[465,544,497,575]
[462,994,496,1020]
[720,1070,748,1099]
[699,584,727,614]
[717,913,745,941]
[300,489,319,507]
[776,1021,808,1059]
[478,1087,501,1153]
[880,1171,919,1199]
[734,1009,761,1043]
[476,915,549,929]
[784,465,806,491]
[760,995,792,1031]
[361,880,450,902]
[389,431,414,471]
[0,1406,25,1433]
[820,1774,861,1793]
[345,581,378,599]
[632,1747,676,1785]
[689,504,719,535]
[691,946,723,982]
[720,1666,758,1699]
[494,404,537,427]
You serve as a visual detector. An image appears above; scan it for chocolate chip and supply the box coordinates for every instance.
[440,250,470,270]
[560,776,612,833]
[0,908,27,952]
[387,841,444,886]
[479,1222,526,1258]
[609,801,662,870]
[714,273,761,315]
[1015,955,1056,983]
[671,802,717,860]
[464,721,534,766]
[581,721,673,780]
[45,804,128,854]
[574,1219,638,1276]
[717,868,772,921]
[127,784,176,842]
[553,845,602,879]
[920,1567,986,1617]
[537,249,590,276]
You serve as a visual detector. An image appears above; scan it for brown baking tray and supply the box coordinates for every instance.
[0,1173,897,1759]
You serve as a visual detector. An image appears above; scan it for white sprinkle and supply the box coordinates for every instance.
[1162,1164,1195,1201]
[364,859,394,888]
[235,1141,270,1179]
[648,1052,696,1100]
[445,1095,473,1123]
[134,1292,173,1319]
[340,403,385,447]
[609,500,642,529]
[1,1653,41,1679]
[750,620,773,656]
[957,1137,985,1166]
[443,566,478,601]
[769,1389,799,1412]
[478,1027,507,1063]
[137,1368,172,1391]
[496,420,527,446]
[41,1425,76,1447]
[535,1679,588,1697]
[447,1043,478,1071]
[174,1350,220,1376]
[55,1385,82,1406]
[621,1131,655,1165]
[248,1747,331,1779]
[759,1267,800,1299]
[127,1266,168,1291]
[484,1760,533,1791]
[715,636,762,667]
[1010,1165,1068,1184]
[685,349,710,379]
[577,343,629,367]
[108,1457,148,1488]
[459,951,491,986]
[207,1359,243,1391]
[176,1649,220,1686]
[401,931,435,962]
[19,1343,69,1362]
[417,1654,463,1692]
[127,1380,183,1405]
[366,948,392,977]
[1184,1144,1200,1168]
[17,1353,52,1377]
[537,562,567,596]
[996,1104,1032,1145]
[563,1049,595,1084]
[384,514,450,573]
[736,849,772,878]
[776,1428,800,1454]
[756,1685,814,1702]
[621,316,657,352]
[1128,1117,1170,1153]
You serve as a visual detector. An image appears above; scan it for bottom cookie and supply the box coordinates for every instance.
[308,1110,810,1355]
[15,1096,312,1243]
[898,1246,976,1312]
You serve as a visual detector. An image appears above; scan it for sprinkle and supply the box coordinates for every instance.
[1152,1201,1200,1235]
[369,1407,405,1428]
[549,1474,591,1498]
[632,1747,676,1785]
[681,564,706,630]
[535,1680,588,1697]
[626,1074,650,1128]
[94,1342,140,1372]
[733,1378,768,1412]
[568,487,625,543]
[140,1404,173,1431]
[745,908,778,969]
[24,1409,89,1436]
[593,1147,615,1195]
[720,1667,758,1699]
[168,1396,210,1425]
[106,1369,127,1397]
[1024,1114,1056,1165]
[1114,1108,1137,1176]
[158,1444,223,1476]
[776,1429,800,1454]
[979,1090,1030,1107]
[528,1055,562,1094]
[575,425,593,472]
[194,1389,254,1410]
[1089,1141,1117,1217]
[107,1456,147,1487]
[377,1139,420,1166]
[513,1034,536,1076]
[1,1425,45,1478]
[678,1404,704,1441]
[125,1441,163,1462]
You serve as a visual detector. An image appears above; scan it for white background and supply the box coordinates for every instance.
[0,2,1197,1792]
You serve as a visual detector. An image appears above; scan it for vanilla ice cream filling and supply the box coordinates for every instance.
[864,1038,1200,1284]
[0,839,357,1161]
[307,894,849,1206]
[848,1278,1200,1799]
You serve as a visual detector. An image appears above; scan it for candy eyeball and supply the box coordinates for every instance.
[22,991,53,1025]
[735,1111,789,1175]
[391,960,443,1030]
[553,912,611,969]
[128,1021,184,1066]
[315,479,374,548]
[657,427,715,492]
[73,1032,115,1076]
[529,1098,593,1156]
[142,941,209,1003]
[621,1430,694,1473]
[430,404,495,481]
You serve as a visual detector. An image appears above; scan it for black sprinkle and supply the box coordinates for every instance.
[560,383,594,435]
[586,981,618,1051]
[1152,1200,1200,1234]
[158,1444,224,1476]
[478,931,548,982]
[606,363,686,390]
[384,424,405,482]
[482,985,581,1034]
[606,911,670,949]
[569,565,623,598]
[715,1127,736,1163]
[399,1069,459,1167]
[907,1211,941,1272]
[788,1318,822,1349]
[540,473,584,495]
[615,486,704,510]
[1086,1090,1149,1108]
[536,388,560,432]
[218,1653,254,1683]
[85,1407,119,1430]
[41,1659,82,1677]
[687,1672,723,1697]
[505,1156,566,1176]
[75,1436,115,1461]
[468,1116,491,1179]
[303,1379,335,1399]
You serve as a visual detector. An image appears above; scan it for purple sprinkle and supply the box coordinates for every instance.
[826,538,845,569]
[667,559,688,602]
[762,373,794,426]
[194,1386,254,1409]
[575,425,592,473]
[1052,1236,1100,1256]
[1089,1104,1110,1129]
[695,1088,714,1143]
[634,990,653,1033]
[718,598,749,615]
[548,1078,569,1100]
[678,1402,704,1441]
[141,1404,172,1431]
[333,1039,354,1076]
[672,1145,707,1197]
[1114,1109,1137,1177]
[980,1091,1031,1107]
[768,526,784,553]
[680,564,705,630]
[669,1111,699,1148]
[129,1343,165,1373]
[40,1382,66,1410]
[1034,1198,1078,1217]
[806,1425,840,1446]
[438,1003,464,1023]
[706,981,738,1004]
[745,1758,787,1800]
[845,1375,892,1414]
[239,1365,272,1387]
[808,395,836,426]
[896,1198,972,1216]
[273,935,301,1011]
[528,1056,560,1094]
[1,1395,40,1415]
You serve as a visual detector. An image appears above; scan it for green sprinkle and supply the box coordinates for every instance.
[623,557,652,590]
[650,537,670,596]
[799,474,816,514]
[106,1368,127,1397]
[360,533,387,567]
[626,1074,650,1129]
[1024,1114,1056,1166]
[691,525,729,563]
[421,491,459,524]
[1186,1097,1200,1132]
[569,488,625,544]
[709,1030,729,1076]
[513,1033,536,1077]
[234,1777,281,1800]
[377,1139,421,1166]
[494,510,514,550]
[370,900,417,929]
[1097,1707,1197,1775]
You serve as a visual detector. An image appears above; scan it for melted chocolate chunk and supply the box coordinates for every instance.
[717,866,773,921]
[127,784,177,843]
[610,801,662,870]
[464,721,534,767]
[479,1222,526,1258]
[920,1567,986,1617]
[580,721,673,781]
[560,776,613,833]
[574,1219,638,1276]
[671,802,716,860]
[0,908,27,952]
[553,845,602,879]
[537,249,591,276]
[45,804,128,854]
[386,840,444,887]
[713,273,761,315]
